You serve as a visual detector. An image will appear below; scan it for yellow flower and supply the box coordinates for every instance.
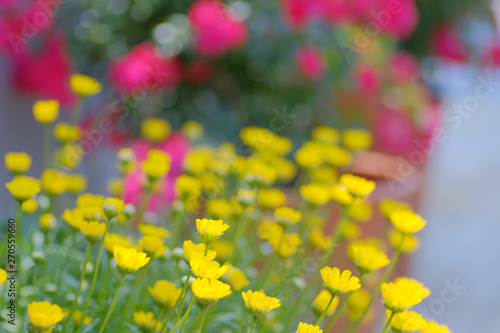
[240,126,292,155]
[421,320,452,333]
[139,235,167,259]
[54,143,83,170]
[104,234,131,254]
[309,228,331,251]
[5,175,41,202]
[107,178,123,197]
[245,157,278,187]
[54,122,82,142]
[381,277,430,313]
[211,240,233,261]
[224,263,249,291]
[182,121,204,140]
[300,183,331,206]
[320,267,361,295]
[348,244,390,274]
[138,223,170,239]
[141,117,171,142]
[183,147,213,175]
[39,213,56,231]
[113,246,150,275]
[296,322,323,333]
[0,269,7,285]
[175,175,201,200]
[312,126,339,144]
[389,230,420,253]
[207,199,232,219]
[141,149,171,181]
[148,280,182,308]
[339,174,375,198]
[257,188,286,209]
[183,240,216,262]
[379,198,411,218]
[33,100,59,124]
[133,311,157,332]
[341,220,361,240]
[324,145,352,167]
[347,288,371,321]
[313,290,339,316]
[342,129,373,150]
[242,290,281,318]
[79,220,106,243]
[390,210,426,234]
[273,233,301,258]
[309,166,338,184]
[5,152,32,174]
[275,207,302,227]
[196,218,229,243]
[63,309,92,326]
[191,278,231,304]
[27,301,64,332]
[330,184,355,206]
[102,197,125,220]
[41,169,67,196]
[62,208,85,230]
[190,257,227,279]
[65,174,87,194]
[70,73,102,96]
[77,192,105,208]
[295,141,324,169]
[388,310,427,332]
[117,148,136,175]
[21,197,38,214]
[349,202,373,222]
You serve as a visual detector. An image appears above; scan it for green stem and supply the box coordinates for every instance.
[248,318,258,333]
[43,124,52,168]
[136,186,153,226]
[174,272,193,326]
[161,271,192,333]
[196,305,210,333]
[98,274,127,333]
[315,294,336,326]
[260,230,285,290]
[381,311,395,333]
[57,231,76,288]
[347,249,402,333]
[70,97,83,125]
[228,210,248,263]
[170,210,182,248]
[171,295,196,333]
[62,242,93,332]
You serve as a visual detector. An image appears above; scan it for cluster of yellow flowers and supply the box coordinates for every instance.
[1,78,453,333]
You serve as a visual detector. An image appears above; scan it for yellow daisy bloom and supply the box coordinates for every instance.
[141,149,171,181]
[61,208,85,230]
[237,189,255,206]
[113,246,150,275]
[138,235,167,259]
[207,199,232,220]
[309,228,331,251]
[342,129,373,150]
[183,240,216,262]
[390,210,426,234]
[275,207,302,227]
[312,126,339,145]
[339,174,375,198]
[53,122,82,142]
[300,183,331,206]
[324,145,352,167]
[379,198,412,219]
[148,280,182,308]
[242,290,281,319]
[181,121,204,141]
[41,169,67,196]
[257,188,286,209]
[5,152,32,174]
[104,234,131,254]
[102,197,125,220]
[296,322,323,333]
[224,263,249,291]
[313,290,339,317]
[65,174,87,194]
[191,278,231,305]
[421,320,452,333]
[196,218,229,243]
[388,310,427,332]
[389,230,420,253]
[33,99,59,124]
[138,223,170,239]
[21,197,38,214]
[381,277,430,313]
[140,117,171,143]
[79,220,106,243]
[39,213,56,231]
[320,267,361,296]
[348,244,390,274]
[133,311,157,332]
[70,73,102,96]
[27,301,64,332]
[5,175,41,203]
[189,257,227,279]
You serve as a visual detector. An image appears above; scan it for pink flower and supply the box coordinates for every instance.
[11,34,75,106]
[482,38,500,67]
[324,0,362,25]
[389,51,419,81]
[188,0,248,57]
[356,0,419,40]
[372,108,418,156]
[109,42,181,94]
[430,25,468,62]
[281,0,326,29]
[354,64,380,96]
[122,132,191,212]
[295,47,326,80]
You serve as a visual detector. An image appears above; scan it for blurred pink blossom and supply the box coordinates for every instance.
[431,25,468,62]
[109,42,181,94]
[188,0,248,57]
[11,34,76,106]
[389,51,419,81]
[482,38,500,67]
[281,0,326,28]
[354,64,380,96]
[123,132,191,212]
[295,47,326,80]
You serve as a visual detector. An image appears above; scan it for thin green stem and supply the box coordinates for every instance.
[174,272,193,325]
[381,311,395,333]
[261,230,285,290]
[62,242,93,332]
[98,274,127,333]
[248,318,258,333]
[315,294,336,326]
[136,186,153,226]
[171,295,196,333]
[196,305,210,333]
[43,124,52,168]
[57,231,77,288]
[70,97,83,125]
[161,271,192,333]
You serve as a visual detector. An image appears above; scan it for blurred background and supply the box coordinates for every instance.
[2,0,500,332]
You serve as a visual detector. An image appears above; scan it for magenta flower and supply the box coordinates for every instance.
[430,25,468,62]
[109,42,181,94]
[188,0,248,57]
[295,47,326,81]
